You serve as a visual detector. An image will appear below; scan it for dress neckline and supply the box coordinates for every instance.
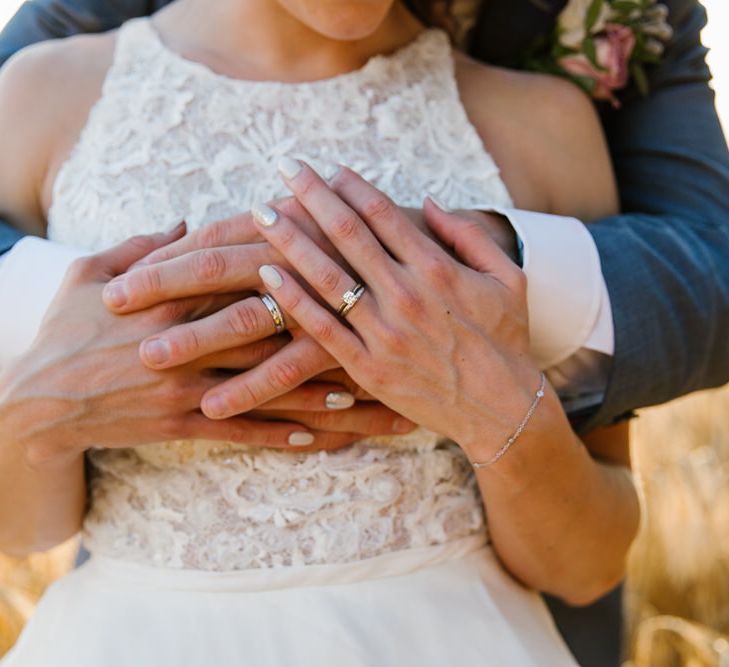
[138,18,446,91]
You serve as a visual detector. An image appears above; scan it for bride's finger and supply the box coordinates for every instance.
[251,202,379,320]
[257,264,366,371]
[276,157,397,284]
[329,166,440,263]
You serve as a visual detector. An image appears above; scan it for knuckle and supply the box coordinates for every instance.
[361,195,395,224]
[127,234,154,255]
[198,222,226,248]
[65,257,94,283]
[313,263,342,293]
[330,211,360,241]
[392,285,424,317]
[158,416,185,440]
[223,423,252,444]
[131,266,162,298]
[192,249,227,284]
[161,378,192,407]
[310,316,336,343]
[275,224,298,252]
[267,359,305,392]
[379,324,408,355]
[424,255,454,286]
[174,325,203,358]
[226,302,266,339]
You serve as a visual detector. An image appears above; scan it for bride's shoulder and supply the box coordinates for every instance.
[0,31,116,109]
[453,53,617,219]
[0,32,118,227]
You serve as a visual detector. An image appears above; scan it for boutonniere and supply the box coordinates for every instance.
[523,0,673,108]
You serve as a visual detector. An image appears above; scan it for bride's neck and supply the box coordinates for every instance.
[153,0,423,83]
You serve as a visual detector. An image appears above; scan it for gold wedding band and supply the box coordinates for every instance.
[337,283,366,318]
[259,293,286,333]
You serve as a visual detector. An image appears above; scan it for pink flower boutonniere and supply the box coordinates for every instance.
[524,0,673,108]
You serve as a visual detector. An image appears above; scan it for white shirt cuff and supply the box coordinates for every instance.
[490,208,615,369]
[0,237,86,364]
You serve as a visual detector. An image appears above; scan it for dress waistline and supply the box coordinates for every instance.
[85,532,488,593]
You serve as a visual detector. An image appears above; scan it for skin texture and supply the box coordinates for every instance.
[0,0,638,603]
[247,161,637,605]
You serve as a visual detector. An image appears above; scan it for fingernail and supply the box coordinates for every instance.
[325,391,355,410]
[259,265,283,289]
[288,431,315,447]
[251,203,278,227]
[141,338,170,365]
[103,280,128,308]
[277,156,302,180]
[427,195,451,212]
[393,417,416,434]
[204,395,229,419]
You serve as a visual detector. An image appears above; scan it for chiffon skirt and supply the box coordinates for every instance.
[2,535,577,666]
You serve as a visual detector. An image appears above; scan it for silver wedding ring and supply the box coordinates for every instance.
[259,293,286,333]
[337,282,366,318]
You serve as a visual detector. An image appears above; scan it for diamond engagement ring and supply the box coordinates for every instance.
[337,283,366,318]
[259,293,286,333]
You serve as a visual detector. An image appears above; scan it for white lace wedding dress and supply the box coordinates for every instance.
[2,18,576,667]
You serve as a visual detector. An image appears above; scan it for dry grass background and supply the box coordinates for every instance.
[1,385,729,663]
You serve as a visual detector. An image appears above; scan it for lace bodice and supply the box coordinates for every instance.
[48,18,513,571]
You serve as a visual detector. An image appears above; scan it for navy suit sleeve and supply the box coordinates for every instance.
[0,0,161,254]
[582,0,729,430]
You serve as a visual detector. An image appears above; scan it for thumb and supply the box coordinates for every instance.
[95,222,187,278]
[423,198,512,274]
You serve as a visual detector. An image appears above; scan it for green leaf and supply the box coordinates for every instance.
[584,37,599,67]
[585,0,605,31]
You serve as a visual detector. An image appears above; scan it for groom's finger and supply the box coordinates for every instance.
[139,295,283,369]
[103,243,277,313]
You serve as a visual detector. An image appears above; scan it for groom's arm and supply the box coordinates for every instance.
[0,0,170,360]
[469,0,729,431]
[584,0,729,429]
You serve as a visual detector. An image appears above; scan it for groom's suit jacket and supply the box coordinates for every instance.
[0,2,727,666]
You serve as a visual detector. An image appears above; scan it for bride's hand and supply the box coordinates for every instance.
[229,159,542,455]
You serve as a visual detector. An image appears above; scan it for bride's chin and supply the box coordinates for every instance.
[280,0,396,42]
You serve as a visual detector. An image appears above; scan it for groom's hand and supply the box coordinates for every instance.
[0,230,410,466]
[101,191,516,418]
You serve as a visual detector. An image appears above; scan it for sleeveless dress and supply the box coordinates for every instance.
[2,19,577,667]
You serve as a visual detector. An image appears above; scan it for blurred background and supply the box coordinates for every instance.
[0,1,727,665]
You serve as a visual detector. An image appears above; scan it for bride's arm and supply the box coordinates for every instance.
[240,54,640,603]
[453,61,639,605]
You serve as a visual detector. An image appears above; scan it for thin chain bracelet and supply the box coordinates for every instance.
[470,372,547,469]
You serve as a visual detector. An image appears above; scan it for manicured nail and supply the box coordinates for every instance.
[103,280,128,308]
[288,431,315,447]
[251,203,278,227]
[325,391,355,410]
[393,417,416,434]
[277,156,302,180]
[204,395,228,419]
[259,265,283,289]
[427,195,451,212]
[141,338,171,365]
